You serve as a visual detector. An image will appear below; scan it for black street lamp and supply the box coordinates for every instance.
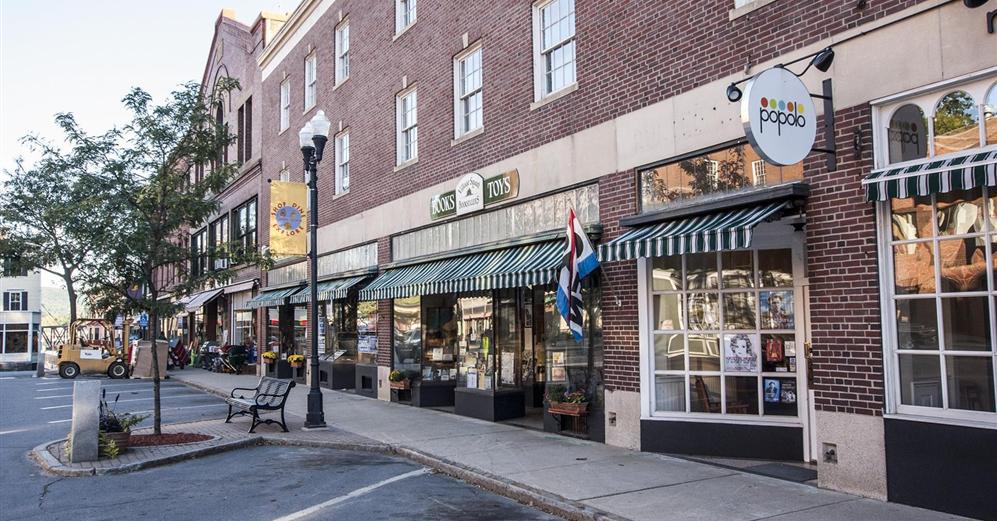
[298,109,331,429]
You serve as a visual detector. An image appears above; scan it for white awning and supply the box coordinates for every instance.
[184,288,223,313]
[223,280,256,295]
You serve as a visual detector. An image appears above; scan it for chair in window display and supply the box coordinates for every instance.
[694,376,749,414]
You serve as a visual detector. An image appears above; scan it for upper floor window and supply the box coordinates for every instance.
[233,197,257,252]
[395,0,416,34]
[304,53,318,111]
[211,215,229,270]
[215,102,227,166]
[335,130,350,194]
[533,0,576,100]
[335,21,350,84]
[887,104,928,164]
[396,88,418,165]
[237,96,253,164]
[639,143,803,213]
[986,83,997,147]
[2,290,26,311]
[279,79,291,132]
[1,258,28,278]
[454,45,483,138]
[191,228,208,277]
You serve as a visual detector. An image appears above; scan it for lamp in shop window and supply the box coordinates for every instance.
[299,109,331,429]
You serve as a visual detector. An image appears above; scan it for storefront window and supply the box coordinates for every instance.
[422,295,458,382]
[2,324,29,354]
[325,299,358,362]
[266,307,280,354]
[889,188,997,415]
[457,294,494,390]
[986,83,997,146]
[649,249,800,417]
[933,91,980,157]
[543,283,602,399]
[293,306,307,353]
[233,310,255,347]
[393,296,421,379]
[887,104,929,164]
[496,289,521,388]
[356,301,378,364]
[640,144,804,212]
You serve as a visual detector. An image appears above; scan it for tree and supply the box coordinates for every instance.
[64,80,269,434]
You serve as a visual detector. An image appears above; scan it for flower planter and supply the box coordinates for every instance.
[290,361,304,369]
[263,358,276,365]
[548,402,588,416]
[102,431,131,455]
[389,379,410,390]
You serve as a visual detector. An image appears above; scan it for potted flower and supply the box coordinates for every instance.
[261,351,278,365]
[546,385,589,416]
[287,354,305,368]
[98,391,148,457]
[388,369,409,390]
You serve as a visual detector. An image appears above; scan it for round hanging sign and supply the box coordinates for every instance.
[740,67,817,166]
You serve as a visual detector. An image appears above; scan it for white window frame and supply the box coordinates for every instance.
[304,53,318,111]
[335,20,350,85]
[751,160,766,186]
[705,159,719,188]
[532,0,577,101]
[395,0,416,35]
[5,291,23,312]
[453,44,483,139]
[396,88,418,166]
[279,79,291,132]
[335,130,350,195]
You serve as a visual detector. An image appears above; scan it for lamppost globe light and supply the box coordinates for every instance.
[298,122,315,150]
[310,110,332,139]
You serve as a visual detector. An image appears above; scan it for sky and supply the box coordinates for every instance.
[0,0,294,288]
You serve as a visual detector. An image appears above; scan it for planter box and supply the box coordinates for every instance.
[548,402,589,416]
[389,379,410,390]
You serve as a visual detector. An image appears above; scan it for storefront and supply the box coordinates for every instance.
[861,72,996,518]
[361,182,605,439]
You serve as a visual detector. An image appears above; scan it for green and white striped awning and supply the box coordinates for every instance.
[598,201,788,262]
[862,149,997,202]
[289,276,367,304]
[359,241,563,301]
[246,286,303,308]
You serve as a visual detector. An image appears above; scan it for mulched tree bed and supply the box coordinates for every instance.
[130,433,213,447]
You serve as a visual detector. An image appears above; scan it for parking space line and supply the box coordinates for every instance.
[38,393,211,408]
[47,419,73,424]
[46,402,228,423]
[272,468,430,521]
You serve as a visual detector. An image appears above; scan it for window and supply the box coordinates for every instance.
[279,79,291,132]
[395,0,416,34]
[648,249,800,418]
[1,258,28,277]
[454,45,483,138]
[237,97,253,164]
[232,197,257,252]
[887,189,997,418]
[640,144,803,213]
[210,215,229,270]
[304,53,317,111]
[3,291,26,311]
[335,131,350,194]
[887,104,928,164]
[335,21,349,84]
[215,103,227,166]
[986,83,997,146]
[393,296,421,376]
[396,88,418,165]
[933,91,979,157]
[533,0,576,100]
[191,228,208,277]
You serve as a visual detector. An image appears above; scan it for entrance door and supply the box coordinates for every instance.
[799,280,817,463]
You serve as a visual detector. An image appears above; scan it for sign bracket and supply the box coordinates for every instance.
[811,78,837,172]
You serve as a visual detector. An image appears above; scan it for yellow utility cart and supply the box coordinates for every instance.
[56,318,131,379]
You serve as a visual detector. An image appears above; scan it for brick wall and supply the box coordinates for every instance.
[259,0,928,234]
[599,170,640,392]
[375,236,393,367]
[804,104,884,416]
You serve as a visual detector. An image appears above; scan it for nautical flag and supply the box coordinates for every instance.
[556,208,600,342]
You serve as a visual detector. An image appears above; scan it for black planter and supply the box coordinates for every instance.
[454,387,525,422]
[412,380,455,407]
[355,363,377,398]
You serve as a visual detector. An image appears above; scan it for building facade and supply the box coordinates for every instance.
[0,258,41,369]
[183,0,996,518]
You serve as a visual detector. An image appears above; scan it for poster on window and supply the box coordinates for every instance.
[763,378,781,403]
[760,291,794,329]
[723,333,759,372]
[780,380,797,404]
[357,335,377,353]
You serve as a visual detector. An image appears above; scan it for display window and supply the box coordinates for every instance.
[266,307,280,354]
[886,188,997,417]
[458,294,494,390]
[325,298,358,363]
[541,282,602,399]
[423,294,458,382]
[293,306,308,353]
[648,248,801,418]
[356,301,378,365]
[233,310,255,347]
[393,296,422,378]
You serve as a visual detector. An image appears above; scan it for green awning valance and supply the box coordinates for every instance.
[289,276,367,304]
[862,149,997,202]
[246,286,303,308]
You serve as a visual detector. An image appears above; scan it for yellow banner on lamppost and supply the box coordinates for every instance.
[269,181,308,256]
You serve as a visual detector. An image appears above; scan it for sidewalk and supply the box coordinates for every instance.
[172,369,963,521]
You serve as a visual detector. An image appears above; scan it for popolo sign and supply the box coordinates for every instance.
[741,67,817,166]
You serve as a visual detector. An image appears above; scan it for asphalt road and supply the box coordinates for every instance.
[0,372,559,521]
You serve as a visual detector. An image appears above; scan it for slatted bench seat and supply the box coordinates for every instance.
[225,376,296,433]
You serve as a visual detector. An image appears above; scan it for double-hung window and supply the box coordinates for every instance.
[191,228,208,277]
[335,21,350,84]
[454,45,483,138]
[279,79,291,132]
[335,131,350,194]
[395,0,416,34]
[233,197,257,252]
[396,89,418,165]
[533,0,576,100]
[3,291,25,311]
[304,53,317,111]
[211,215,229,270]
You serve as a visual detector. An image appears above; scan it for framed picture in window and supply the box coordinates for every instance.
[760,291,794,329]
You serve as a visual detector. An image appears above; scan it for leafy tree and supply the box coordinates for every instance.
[933,91,978,137]
[59,79,269,434]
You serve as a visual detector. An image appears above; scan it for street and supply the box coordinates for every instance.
[0,373,559,521]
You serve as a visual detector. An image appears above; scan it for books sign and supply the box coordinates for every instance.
[741,67,817,166]
[430,169,520,220]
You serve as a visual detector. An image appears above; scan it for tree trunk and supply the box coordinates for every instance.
[149,307,162,435]
[65,280,78,325]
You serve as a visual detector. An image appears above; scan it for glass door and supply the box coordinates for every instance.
[496,288,521,388]
[457,294,494,390]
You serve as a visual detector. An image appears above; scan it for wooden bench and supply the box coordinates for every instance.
[225,376,296,433]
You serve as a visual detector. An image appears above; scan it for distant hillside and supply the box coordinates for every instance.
[41,286,72,326]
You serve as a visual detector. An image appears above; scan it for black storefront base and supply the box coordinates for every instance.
[354,363,377,398]
[413,380,455,407]
[331,362,356,390]
[641,419,803,461]
[273,360,293,379]
[885,417,997,521]
[454,387,525,422]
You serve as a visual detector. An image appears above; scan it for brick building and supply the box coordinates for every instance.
[189,1,995,517]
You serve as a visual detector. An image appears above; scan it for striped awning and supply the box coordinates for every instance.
[289,276,367,304]
[598,201,788,262]
[359,241,563,301]
[184,288,223,313]
[862,149,997,202]
[246,286,303,308]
